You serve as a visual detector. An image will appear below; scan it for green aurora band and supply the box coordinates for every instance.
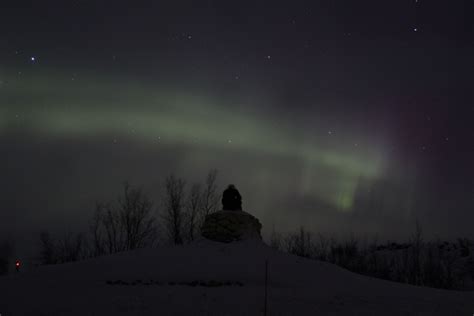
[1,69,387,211]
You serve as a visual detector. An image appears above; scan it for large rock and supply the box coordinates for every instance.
[201,211,262,243]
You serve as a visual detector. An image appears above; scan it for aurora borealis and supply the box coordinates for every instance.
[1,0,473,246]
[2,70,385,210]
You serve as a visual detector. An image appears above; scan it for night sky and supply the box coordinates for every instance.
[1,0,473,250]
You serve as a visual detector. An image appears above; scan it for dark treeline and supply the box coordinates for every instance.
[268,223,474,291]
[36,169,219,265]
[2,170,473,292]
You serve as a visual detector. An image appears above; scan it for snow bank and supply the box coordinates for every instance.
[0,239,473,315]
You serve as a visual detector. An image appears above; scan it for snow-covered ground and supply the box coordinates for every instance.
[1,239,473,315]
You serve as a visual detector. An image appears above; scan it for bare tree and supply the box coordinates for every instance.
[163,175,186,245]
[284,227,312,258]
[57,232,87,263]
[184,183,202,242]
[199,169,219,224]
[90,203,105,257]
[39,231,56,265]
[39,231,88,264]
[315,233,329,261]
[101,202,123,253]
[91,182,157,254]
[118,183,157,250]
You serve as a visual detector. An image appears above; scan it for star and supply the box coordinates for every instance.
[30,56,36,62]
[413,27,418,32]
[266,55,271,59]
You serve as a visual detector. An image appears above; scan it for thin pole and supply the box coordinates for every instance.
[264,259,268,316]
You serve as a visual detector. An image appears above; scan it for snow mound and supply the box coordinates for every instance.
[0,239,473,315]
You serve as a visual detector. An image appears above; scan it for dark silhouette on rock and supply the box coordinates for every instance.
[200,184,262,242]
[201,185,262,242]
[222,184,242,211]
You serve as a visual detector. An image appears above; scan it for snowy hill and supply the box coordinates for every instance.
[1,239,473,315]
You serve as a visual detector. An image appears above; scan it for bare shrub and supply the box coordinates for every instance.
[92,182,157,254]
